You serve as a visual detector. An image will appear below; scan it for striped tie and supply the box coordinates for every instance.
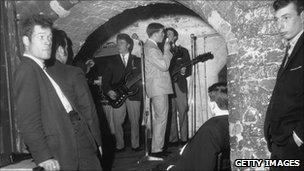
[283,43,291,67]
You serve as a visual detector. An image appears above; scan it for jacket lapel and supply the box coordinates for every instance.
[116,54,126,69]
[125,54,133,71]
[277,32,304,80]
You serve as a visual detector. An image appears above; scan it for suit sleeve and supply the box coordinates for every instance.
[183,48,192,78]
[293,101,304,141]
[102,63,113,94]
[73,68,102,146]
[14,65,53,164]
[146,47,172,71]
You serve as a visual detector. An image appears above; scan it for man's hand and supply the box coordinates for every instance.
[107,90,117,100]
[293,131,303,147]
[38,159,60,171]
[99,146,103,157]
[164,38,171,52]
[180,67,186,76]
[85,59,95,74]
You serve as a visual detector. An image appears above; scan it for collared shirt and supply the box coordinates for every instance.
[214,109,229,117]
[23,53,73,113]
[287,30,303,56]
[120,53,129,66]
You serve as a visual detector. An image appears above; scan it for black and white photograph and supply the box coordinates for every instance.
[0,0,303,170]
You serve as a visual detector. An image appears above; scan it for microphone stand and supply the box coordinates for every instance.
[137,39,164,164]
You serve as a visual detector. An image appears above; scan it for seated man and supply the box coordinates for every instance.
[167,82,231,171]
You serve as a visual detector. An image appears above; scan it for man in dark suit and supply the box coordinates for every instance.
[264,0,304,170]
[102,33,143,152]
[165,27,192,146]
[14,14,102,170]
[166,82,230,171]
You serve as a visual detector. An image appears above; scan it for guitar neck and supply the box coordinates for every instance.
[171,59,197,76]
[125,52,213,88]
[126,74,142,88]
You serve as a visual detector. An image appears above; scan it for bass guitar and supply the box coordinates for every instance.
[105,52,214,108]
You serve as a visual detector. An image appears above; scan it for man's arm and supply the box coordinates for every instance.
[14,65,53,164]
[183,48,192,78]
[73,68,102,147]
[101,64,113,94]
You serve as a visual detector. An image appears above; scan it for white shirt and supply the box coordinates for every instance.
[287,30,303,56]
[120,53,129,66]
[23,53,73,113]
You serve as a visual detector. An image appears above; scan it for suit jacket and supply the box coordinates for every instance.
[144,39,173,97]
[169,45,192,93]
[102,54,142,101]
[264,32,304,150]
[172,115,230,171]
[14,58,101,170]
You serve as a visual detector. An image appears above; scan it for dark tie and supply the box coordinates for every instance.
[282,43,291,67]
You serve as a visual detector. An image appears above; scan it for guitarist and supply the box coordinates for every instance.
[102,33,143,152]
[165,27,192,147]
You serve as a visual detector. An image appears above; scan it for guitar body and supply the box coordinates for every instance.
[105,52,214,108]
[105,73,139,108]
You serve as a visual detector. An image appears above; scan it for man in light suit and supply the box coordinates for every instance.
[264,0,304,170]
[102,33,143,152]
[14,14,102,170]
[144,23,173,158]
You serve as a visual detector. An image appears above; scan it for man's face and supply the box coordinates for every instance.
[275,2,304,40]
[117,39,130,54]
[155,29,165,43]
[166,30,176,43]
[23,25,52,62]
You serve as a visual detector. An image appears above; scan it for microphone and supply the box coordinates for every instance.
[132,33,143,45]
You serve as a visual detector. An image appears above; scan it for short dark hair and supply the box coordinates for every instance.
[46,29,73,66]
[273,0,304,14]
[21,14,53,39]
[165,27,178,38]
[116,33,134,52]
[208,82,228,110]
[146,23,164,38]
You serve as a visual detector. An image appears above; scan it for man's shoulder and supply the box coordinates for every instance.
[176,45,190,54]
[15,57,38,73]
[49,61,84,75]
[144,40,156,48]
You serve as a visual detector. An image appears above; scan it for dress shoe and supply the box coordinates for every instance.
[132,146,143,152]
[115,147,125,153]
[150,151,168,158]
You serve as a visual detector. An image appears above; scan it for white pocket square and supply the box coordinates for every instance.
[290,66,302,71]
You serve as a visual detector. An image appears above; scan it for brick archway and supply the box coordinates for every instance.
[54,0,237,56]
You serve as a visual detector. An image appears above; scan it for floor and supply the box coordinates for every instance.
[0,118,182,171]
[111,146,181,171]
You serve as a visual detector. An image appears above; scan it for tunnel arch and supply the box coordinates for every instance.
[53,0,236,56]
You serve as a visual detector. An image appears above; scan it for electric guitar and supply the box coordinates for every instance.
[105,52,214,108]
